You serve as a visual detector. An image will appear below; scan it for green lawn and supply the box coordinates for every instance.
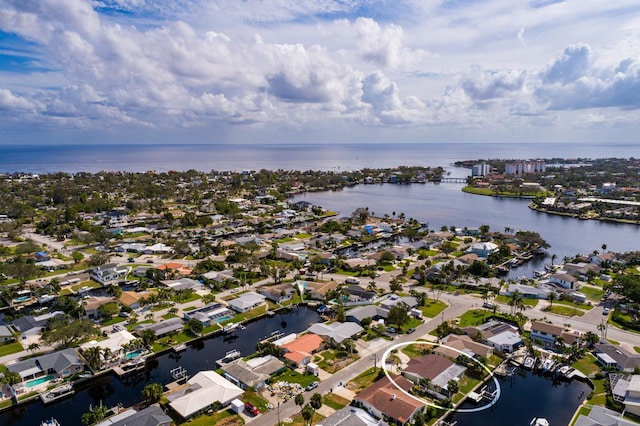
[420,300,448,318]
[162,313,178,320]
[553,299,593,310]
[242,390,269,412]
[295,233,312,239]
[571,354,602,376]
[579,286,605,301]
[544,305,585,317]
[0,341,23,356]
[270,368,318,387]
[102,316,127,326]
[348,367,381,392]
[457,309,489,327]
[179,409,240,426]
[495,295,538,307]
[323,393,350,410]
[289,411,325,426]
[571,407,591,425]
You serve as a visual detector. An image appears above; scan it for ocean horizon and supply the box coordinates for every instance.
[1,142,638,174]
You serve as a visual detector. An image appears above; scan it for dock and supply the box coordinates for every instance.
[174,343,187,352]
[216,349,242,366]
[40,383,74,404]
[113,358,146,377]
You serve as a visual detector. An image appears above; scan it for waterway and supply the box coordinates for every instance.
[1,307,320,426]
[293,181,640,279]
[448,368,591,426]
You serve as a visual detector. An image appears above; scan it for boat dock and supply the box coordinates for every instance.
[174,343,187,352]
[216,349,242,366]
[113,357,146,377]
[40,383,74,404]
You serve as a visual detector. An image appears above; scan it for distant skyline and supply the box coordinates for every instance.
[1,0,639,145]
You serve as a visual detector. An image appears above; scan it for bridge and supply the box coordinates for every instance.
[433,177,468,183]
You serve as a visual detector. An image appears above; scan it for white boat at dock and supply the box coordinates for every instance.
[523,356,536,369]
[40,383,74,404]
[540,358,556,372]
[530,418,550,426]
[41,418,61,426]
[174,343,187,352]
[223,322,239,333]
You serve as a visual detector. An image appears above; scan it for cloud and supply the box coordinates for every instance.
[460,66,527,101]
[541,44,592,84]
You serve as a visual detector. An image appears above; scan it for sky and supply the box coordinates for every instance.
[0,0,639,145]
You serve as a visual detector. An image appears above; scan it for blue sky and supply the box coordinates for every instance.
[0,0,639,144]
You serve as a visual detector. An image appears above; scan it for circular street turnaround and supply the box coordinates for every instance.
[380,341,502,414]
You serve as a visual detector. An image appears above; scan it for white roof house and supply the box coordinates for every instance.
[468,242,499,258]
[227,292,266,313]
[80,330,137,361]
[168,371,243,419]
[307,322,364,344]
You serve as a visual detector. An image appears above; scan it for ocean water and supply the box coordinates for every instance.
[0,142,638,174]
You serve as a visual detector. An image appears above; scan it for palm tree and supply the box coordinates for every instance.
[601,243,607,253]
[547,292,556,308]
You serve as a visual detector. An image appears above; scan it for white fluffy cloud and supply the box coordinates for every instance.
[0,0,639,143]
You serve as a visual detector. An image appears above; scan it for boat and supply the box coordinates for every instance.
[534,270,546,277]
[40,383,74,404]
[41,419,61,426]
[223,323,238,333]
[540,358,556,372]
[530,418,550,426]
[174,343,187,352]
[523,356,536,369]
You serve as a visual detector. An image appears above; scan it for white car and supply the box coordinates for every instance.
[603,307,610,315]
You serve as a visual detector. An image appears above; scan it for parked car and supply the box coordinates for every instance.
[245,402,259,416]
[406,327,416,334]
[603,307,610,315]
[386,327,396,334]
[306,381,319,391]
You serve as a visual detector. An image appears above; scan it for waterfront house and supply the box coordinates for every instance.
[259,283,295,303]
[227,292,266,313]
[277,333,324,367]
[622,375,640,416]
[221,355,285,390]
[354,375,424,425]
[167,370,243,419]
[589,252,618,266]
[500,283,553,300]
[90,263,129,286]
[403,354,466,398]
[463,320,523,353]
[318,406,387,426]
[308,322,364,346]
[135,317,183,339]
[95,404,173,426]
[573,405,637,426]
[118,291,151,309]
[530,321,583,348]
[80,330,138,363]
[303,280,339,300]
[8,348,85,384]
[182,303,234,326]
[594,342,640,372]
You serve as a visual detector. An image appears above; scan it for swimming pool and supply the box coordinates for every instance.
[25,375,54,388]
[215,315,232,323]
[13,296,32,303]
[124,350,145,360]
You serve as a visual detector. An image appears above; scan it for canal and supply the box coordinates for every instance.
[1,307,320,426]
[447,368,592,426]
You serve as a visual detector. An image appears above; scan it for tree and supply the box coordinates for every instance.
[547,291,556,308]
[187,318,204,336]
[389,278,403,293]
[82,404,108,425]
[99,301,120,318]
[387,303,409,327]
[301,404,314,426]
[88,252,111,266]
[294,393,305,408]
[335,305,346,322]
[142,382,163,404]
[447,379,459,396]
[584,331,599,347]
[27,342,41,352]
[42,316,98,348]
[141,329,157,348]
[71,251,84,264]
[0,370,21,386]
[82,346,103,371]
[310,393,323,410]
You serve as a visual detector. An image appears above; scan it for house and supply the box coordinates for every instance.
[380,295,418,310]
[530,321,583,347]
[259,283,295,303]
[346,305,389,325]
[201,270,236,284]
[157,263,192,277]
[468,242,499,258]
[227,292,266,313]
[91,263,130,286]
[0,325,15,343]
[83,296,117,320]
[135,317,184,339]
[12,311,64,337]
[549,273,578,289]
[354,375,424,425]
[80,330,139,363]
[159,278,203,292]
[221,355,285,390]
[182,303,234,326]
[594,342,640,372]
[278,333,324,367]
[318,406,388,426]
[303,280,339,301]
[403,354,466,398]
[118,291,151,309]
[95,404,173,426]
[463,320,523,353]
[437,334,493,360]
[622,375,640,416]
[500,283,553,300]
[345,286,377,303]
[307,322,364,346]
[573,405,638,426]
[167,370,244,419]
[145,243,174,254]
[8,348,85,384]
[589,252,618,266]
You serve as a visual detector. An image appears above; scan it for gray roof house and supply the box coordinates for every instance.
[221,355,285,390]
[96,404,173,426]
[8,348,85,382]
[318,406,389,426]
[12,311,64,337]
[308,322,364,345]
[160,278,203,292]
[346,305,389,325]
[227,292,266,313]
[135,317,184,338]
[0,324,15,342]
[380,295,418,310]
[594,342,640,372]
